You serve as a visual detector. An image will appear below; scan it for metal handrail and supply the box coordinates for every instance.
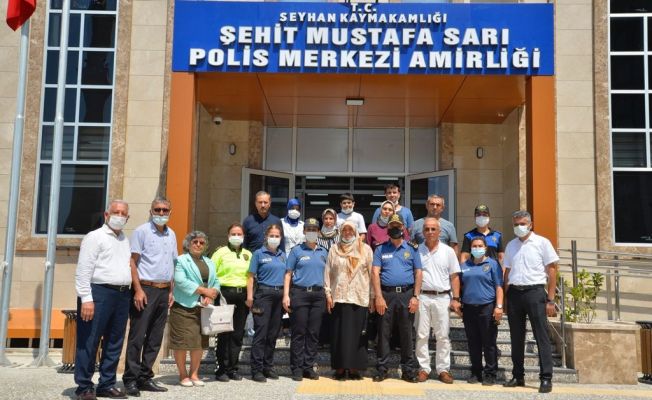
[547,277,567,369]
[559,248,652,260]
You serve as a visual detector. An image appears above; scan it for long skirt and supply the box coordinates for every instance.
[330,302,368,370]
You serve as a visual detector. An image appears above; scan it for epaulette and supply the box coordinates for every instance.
[407,240,419,250]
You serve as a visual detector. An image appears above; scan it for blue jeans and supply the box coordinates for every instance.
[74,284,130,394]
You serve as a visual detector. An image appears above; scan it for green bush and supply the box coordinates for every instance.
[561,269,604,323]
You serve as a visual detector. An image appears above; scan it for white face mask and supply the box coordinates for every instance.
[321,225,335,234]
[228,235,244,247]
[287,209,301,220]
[340,236,355,244]
[267,237,281,248]
[341,207,353,215]
[475,216,490,228]
[151,215,169,226]
[513,224,531,238]
[107,215,127,231]
[305,231,319,243]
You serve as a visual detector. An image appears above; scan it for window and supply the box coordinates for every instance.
[609,1,652,244]
[35,0,118,235]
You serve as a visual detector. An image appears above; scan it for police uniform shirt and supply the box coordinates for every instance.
[373,240,422,287]
[504,232,559,286]
[461,228,503,261]
[413,217,458,245]
[418,242,460,292]
[211,245,252,288]
[286,243,328,287]
[249,247,287,287]
[460,257,503,305]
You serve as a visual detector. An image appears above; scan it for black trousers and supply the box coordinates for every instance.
[215,287,249,373]
[462,302,498,378]
[250,287,283,374]
[507,285,553,380]
[74,284,130,394]
[123,285,169,385]
[376,288,417,375]
[289,287,325,374]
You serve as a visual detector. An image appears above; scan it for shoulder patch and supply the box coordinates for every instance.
[407,241,419,250]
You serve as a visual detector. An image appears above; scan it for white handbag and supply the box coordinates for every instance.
[200,292,235,335]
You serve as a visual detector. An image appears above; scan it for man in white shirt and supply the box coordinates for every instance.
[502,210,558,394]
[74,200,132,400]
[336,193,367,241]
[414,217,461,384]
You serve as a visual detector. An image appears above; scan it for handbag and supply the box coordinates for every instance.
[200,291,235,335]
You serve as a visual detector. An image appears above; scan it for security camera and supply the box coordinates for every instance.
[213,116,223,125]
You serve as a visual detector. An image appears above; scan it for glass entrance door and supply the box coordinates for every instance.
[406,170,456,223]
[241,168,295,220]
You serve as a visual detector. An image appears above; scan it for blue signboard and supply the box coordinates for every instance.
[172,1,553,75]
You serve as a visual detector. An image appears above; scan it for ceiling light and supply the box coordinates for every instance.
[346,98,364,106]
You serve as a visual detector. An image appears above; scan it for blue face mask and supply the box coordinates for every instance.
[471,248,486,259]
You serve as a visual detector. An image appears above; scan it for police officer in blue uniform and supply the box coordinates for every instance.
[283,218,328,381]
[246,224,286,383]
[460,204,504,265]
[371,214,423,383]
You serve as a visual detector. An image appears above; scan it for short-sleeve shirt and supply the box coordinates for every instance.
[286,243,328,287]
[460,257,503,305]
[336,211,367,234]
[504,232,559,286]
[211,245,252,288]
[418,242,460,292]
[373,240,422,286]
[249,247,287,287]
[130,221,178,282]
[412,217,458,246]
[371,206,415,230]
[461,228,504,261]
[242,212,283,252]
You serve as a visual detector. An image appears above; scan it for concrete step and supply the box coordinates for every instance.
[450,338,539,353]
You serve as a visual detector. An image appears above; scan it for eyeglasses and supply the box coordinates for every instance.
[191,239,206,246]
[153,208,170,213]
[423,228,439,232]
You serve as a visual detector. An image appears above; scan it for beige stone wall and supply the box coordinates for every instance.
[452,111,521,240]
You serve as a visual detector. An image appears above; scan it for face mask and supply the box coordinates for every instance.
[341,207,353,215]
[152,215,169,226]
[267,237,281,248]
[340,236,355,244]
[388,227,403,239]
[287,209,300,220]
[471,248,486,259]
[513,224,530,238]
[305,231,318,243]
[107,215,127,230]
[475,216,490,228]
[228,235,244,247]
[321,225,335,234]
[378,215,389,226]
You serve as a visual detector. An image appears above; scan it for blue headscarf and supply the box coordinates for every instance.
[285,198,301,226]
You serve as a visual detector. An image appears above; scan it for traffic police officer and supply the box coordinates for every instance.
[371,214,423,383]
[246,224,286,383]
[283,218,328,381]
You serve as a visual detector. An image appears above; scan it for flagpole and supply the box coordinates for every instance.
[0,19,31,367]
[31,0,71,367]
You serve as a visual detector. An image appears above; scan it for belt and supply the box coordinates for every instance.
[381,284,414,293]
[98,283,130,292]
[258,284,283,291]
[140,280,170,289]
[221,286,246,293]
[421,289,450,296]
[292,285,323,292]
[510,284,545,291]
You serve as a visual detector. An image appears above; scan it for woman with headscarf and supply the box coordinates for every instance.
[281,198,304,253]
[366,200,410,251]
[316,208,340,251]
[324,221,374,381]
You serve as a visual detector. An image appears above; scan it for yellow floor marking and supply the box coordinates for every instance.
[297,379,652,398]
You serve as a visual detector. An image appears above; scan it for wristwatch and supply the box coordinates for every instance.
[452,297,460,301]
[496,304,503,309]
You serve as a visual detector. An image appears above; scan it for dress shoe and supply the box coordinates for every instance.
[124,382,140,397]
[333,369,347,381]
[372,372,387,382]
[95,387,127,399]
[417,370,429,383]
[539,379,553,393]
[252,372,267,383]
[466,375,481,384]
[291,372,303,382]
[482,375,495,386]
[215,372,229,382]
[402,373,418,383]
[76,390,96,400]
[503,377,526,387]
[263,369,279,380]
[138,380,168,392]
[438,371,454,384]
[348,370,363,381]
[227,371,243,381]
[303,369,319,380]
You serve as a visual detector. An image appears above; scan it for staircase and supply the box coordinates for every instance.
[159,316,578,383]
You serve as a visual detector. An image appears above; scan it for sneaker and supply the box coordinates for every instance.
[263,369,279,380]
[252,372,267,383]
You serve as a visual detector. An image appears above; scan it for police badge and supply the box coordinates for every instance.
[483,264,491,272]
[404,251,411,259]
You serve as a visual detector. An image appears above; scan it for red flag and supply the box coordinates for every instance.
[6,0,36,31]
